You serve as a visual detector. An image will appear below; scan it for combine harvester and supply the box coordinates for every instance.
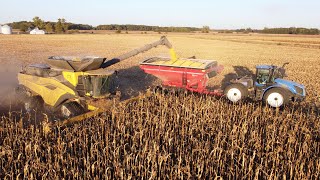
[17,36,306,126]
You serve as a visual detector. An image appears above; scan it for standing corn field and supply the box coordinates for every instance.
[1,92,319,179]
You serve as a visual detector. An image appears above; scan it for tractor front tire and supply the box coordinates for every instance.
[60,102,85,118]
[263,88,289,108]
[224,84,248,103]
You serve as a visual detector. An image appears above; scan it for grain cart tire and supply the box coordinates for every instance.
[224,84,248,103]
[24,96,44,112]
[60,102,85,118]
[263,88,289,108]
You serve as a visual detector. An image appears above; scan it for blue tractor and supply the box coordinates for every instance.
[224,63,306,108]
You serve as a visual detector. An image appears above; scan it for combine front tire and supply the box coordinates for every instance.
[60,102,85,118]
[224,84,248,103]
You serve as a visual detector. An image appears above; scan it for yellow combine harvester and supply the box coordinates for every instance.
[17,37,176,123]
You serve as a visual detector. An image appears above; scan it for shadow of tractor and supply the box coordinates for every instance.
[220,66,255,89]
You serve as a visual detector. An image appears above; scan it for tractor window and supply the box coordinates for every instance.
[256,69,270,85]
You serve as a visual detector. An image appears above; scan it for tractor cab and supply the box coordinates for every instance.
[255,64,287,86]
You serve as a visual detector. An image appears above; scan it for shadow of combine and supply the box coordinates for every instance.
[115,66,158,100]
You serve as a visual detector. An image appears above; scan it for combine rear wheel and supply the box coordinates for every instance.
[60,102,85,118]
[24,96,44,112]
[224,84,248,103]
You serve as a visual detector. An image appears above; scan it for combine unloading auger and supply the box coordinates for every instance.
[100,36,178,68]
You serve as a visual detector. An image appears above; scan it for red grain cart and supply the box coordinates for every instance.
[140,57,224,96]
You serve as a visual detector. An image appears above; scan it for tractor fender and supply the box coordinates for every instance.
[262,85,293,100]
[224,83,249,97]
[229,77,253,88]
[224,82,247,90]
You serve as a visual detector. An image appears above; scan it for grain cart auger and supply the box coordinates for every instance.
[16,36,180,125]
[223,63,306,108]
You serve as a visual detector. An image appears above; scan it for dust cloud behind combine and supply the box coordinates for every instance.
[0,64,22,114]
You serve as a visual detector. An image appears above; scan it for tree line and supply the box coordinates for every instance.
[9,17,200,33]
[96,24,200,32]
[9,17,93,33]
[233,27,319,35]
[259,27,319,35]
[7,16,320,35]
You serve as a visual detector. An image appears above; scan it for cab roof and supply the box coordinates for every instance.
[256,65,275,69]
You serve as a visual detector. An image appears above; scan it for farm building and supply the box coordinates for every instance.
[30,28,45,35]
[1,25,12,34]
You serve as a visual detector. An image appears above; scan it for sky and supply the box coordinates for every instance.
[0,0,319,29]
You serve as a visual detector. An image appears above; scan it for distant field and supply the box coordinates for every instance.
[0,33,320,179]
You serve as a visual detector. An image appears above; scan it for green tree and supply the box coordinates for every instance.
[45,23,54,33]
[60,18,69,32]
[55,19,64,33]
[32,16,44,29]
[202,26,210,33]
[19,23,29,32]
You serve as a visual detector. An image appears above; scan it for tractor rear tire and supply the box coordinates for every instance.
[24,96,44,112]
[263,88,289,108]
[224,84,248,103]
[60,102,85,118]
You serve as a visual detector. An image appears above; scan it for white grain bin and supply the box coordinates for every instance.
[1,25,12,34]
[30,27,45,35]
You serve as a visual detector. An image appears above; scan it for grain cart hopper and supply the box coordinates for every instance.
[224,63,306,108]
[17,36,224,124]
